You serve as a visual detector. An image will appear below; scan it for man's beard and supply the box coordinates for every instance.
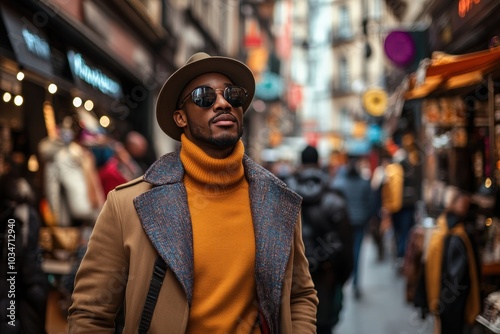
[188,122,243,148]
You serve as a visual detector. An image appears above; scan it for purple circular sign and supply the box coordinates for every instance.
[384,30,416,67]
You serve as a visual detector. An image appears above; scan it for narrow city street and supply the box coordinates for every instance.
[335,233,435,334]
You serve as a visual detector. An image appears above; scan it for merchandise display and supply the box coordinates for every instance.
[477,291,500,333]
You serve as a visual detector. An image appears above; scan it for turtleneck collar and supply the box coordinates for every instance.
[180,134,245,194]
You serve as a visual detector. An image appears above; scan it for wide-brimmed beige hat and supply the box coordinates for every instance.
[156,52,256,141]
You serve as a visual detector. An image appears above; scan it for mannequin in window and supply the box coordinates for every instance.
[38,116,103,226]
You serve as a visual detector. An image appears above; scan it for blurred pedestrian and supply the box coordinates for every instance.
[383,148,417,271]
[0,157,49,334]
[68,52,318,333]
[270,159,294,182]
[286,145,353,334]
[93,139,143,197]
[421,189,480,334]
[331,155,372,299]
[124,130,155,172]
[369,149,392,262]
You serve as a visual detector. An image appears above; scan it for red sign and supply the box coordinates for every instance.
[306,132,320,147]
[287,83,302,111]
[458,0,481,18]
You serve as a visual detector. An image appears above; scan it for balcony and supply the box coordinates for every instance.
[332,31,355,46]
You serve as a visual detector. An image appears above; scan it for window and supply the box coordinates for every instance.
[339,57,350,91]
[339,5,351,39]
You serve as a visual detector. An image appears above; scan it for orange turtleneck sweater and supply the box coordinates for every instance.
[180,135,261,334]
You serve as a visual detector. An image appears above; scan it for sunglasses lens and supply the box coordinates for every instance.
[190,86,247,108]
[192,87,216,108]
[224,87,247,107]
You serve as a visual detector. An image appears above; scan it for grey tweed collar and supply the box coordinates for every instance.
[134,149,302,333]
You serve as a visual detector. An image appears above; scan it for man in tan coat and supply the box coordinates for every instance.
[68,52,318,333]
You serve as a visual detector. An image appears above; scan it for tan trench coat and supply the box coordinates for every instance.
[68,152,318,333]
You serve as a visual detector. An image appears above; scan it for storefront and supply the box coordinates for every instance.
[404,46,500,213]
[402,45,500,330]
[0,1,157,183]
[0,1,159,282]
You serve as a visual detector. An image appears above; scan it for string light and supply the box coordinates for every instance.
[13,95,23,106]
[27,154,39,172]
[48,83,58,94]
[84,100,94,111]
[99,115,110,128]
[73,97,82,108]
[485,178,492,188]
[16,71,24,81]
[3,92,12,102]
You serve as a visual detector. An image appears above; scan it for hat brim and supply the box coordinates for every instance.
[156,55,255,141]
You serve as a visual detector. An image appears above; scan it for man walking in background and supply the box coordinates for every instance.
[286,145,353,333]
[331,155,372,300]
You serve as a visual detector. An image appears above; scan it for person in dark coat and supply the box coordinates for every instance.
[287,145,353,334]
[331,154,372,299]
[421,189,480,334]
[0,160,49,334]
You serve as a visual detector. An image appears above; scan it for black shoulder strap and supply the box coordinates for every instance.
[138,255,168,334]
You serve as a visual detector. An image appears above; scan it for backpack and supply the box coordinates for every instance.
[301,189,353,284]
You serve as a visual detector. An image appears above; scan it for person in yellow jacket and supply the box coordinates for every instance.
[381,158,403,215]
[381,148,418,271]
[425,189,480,334]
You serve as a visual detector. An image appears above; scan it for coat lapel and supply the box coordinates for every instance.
[133,151,195,304]
[133,151,303,327]
[244,156,302,332]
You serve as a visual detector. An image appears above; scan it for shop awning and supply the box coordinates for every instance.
[404,46,500,100]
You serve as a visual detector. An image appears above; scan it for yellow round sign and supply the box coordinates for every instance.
[362,89,388,117]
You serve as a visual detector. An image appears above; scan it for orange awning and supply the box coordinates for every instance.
[404,46,500,100]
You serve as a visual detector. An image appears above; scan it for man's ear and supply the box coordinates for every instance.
[173,109,187,128]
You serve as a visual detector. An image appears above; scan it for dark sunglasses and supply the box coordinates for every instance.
[177,86,248,109]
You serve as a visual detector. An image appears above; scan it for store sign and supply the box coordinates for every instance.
[451,0,497,33]
[255,71,284,101]
[67,50,122,99]
[1,4,53,76]
[458,0,481,18]
[367,124,383,144]
[22,28,50,61]
[362,88,388,117]
[287,83,303,111]
[384,30,416,68]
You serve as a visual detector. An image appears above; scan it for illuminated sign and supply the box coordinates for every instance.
[255,71,284,101]
[458,0,481,18]
[67,50,122,98]
[22,28,50,60]
[384,30,416,67]
[1,4,53,76]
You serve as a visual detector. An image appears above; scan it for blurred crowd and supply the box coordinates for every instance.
[269,139,482,334]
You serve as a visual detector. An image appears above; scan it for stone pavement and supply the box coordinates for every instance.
[334,233,435,334]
